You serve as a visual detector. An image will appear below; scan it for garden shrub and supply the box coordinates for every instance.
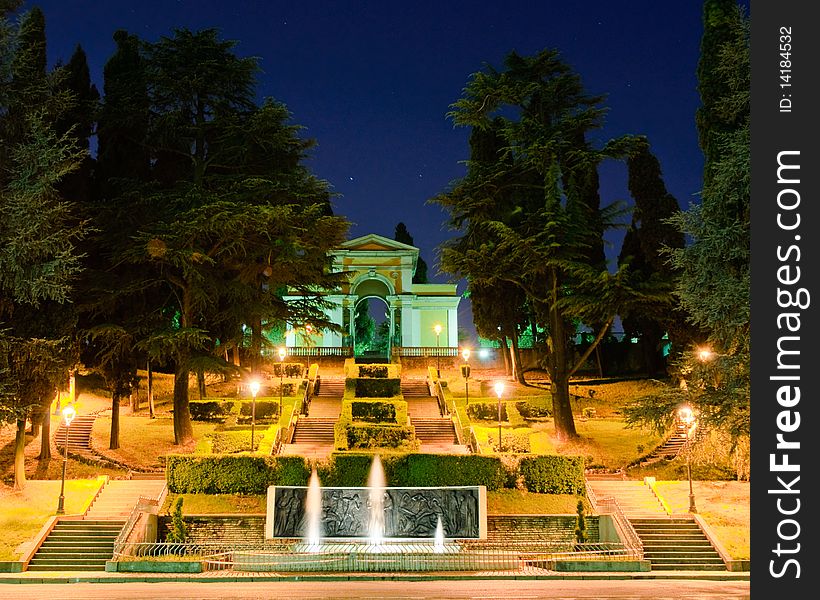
[351,401,396,423]
[354,378,401,397]
[205,431,259,454]
[166,455,310,494]
[273,362,305,378]
[317,453,376,487]
[467,402,507,421]
[515,401,552,420]
[392,454,508,490]
[189,399,236,422]
[518,455,586,495]
[237,399,280,424]
[165,497,187,543]
[358,364,388,378]
[487,432,531,454]
[346,423,415,449]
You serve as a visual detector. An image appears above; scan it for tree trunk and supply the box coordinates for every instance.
[509,332,526,384]
[132,389,140,413]
[110,390,120,450]
[548,270,578,440]
[147,360,155,419]
[39,399,52,460]
[173,357,194,445]
[498,337,511,375]
[197,371,206,400]
[14,418,27,490]
[250,315,263,374]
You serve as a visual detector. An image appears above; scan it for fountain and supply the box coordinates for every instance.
[253,454,516,572]
[304,468,322,549]
[434,516,445,553]
[367,454,386,546]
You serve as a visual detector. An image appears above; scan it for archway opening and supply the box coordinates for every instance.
[354,296,390,357]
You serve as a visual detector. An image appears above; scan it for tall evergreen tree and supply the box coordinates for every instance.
[618,137,690,376]
[434,49,667,439]
[625,3,749,444]
[101,28,349,445]
[0,4,86,488]
[393,222,428,283]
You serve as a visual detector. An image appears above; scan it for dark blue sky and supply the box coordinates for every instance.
[25,0,748,335]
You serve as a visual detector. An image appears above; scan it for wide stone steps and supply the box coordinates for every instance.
[27,519,124,571]
[412,418,457,444]
[585,480,667,517]
[406,398,442,419]
[292,418,336,443]
[85,479,167,519]
[630,517,725,571]
[54,415,97,452]
[315,379,345,397]
[401,381,432,398]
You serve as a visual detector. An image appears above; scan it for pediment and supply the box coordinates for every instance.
[339,233,418,253]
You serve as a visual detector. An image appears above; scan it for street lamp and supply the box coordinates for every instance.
[56,403,76,515]
[249,380,260,452]
[697,347,714,362]
[678,405,698,513]
[434,324,442,378]
[278,346,287,418]
[461,348,471,405]
[494,381,505,452]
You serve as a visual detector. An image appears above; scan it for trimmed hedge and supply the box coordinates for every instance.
[518,455,586,495]
[354,378,401,397]
[351,400,396,423]
[166,455,311,494]
[358,364,388,378]
[273,362,305,378]
[467,402,508,421]
[516,401,552,420]
[238,400,280,424]
[189,399,237,422]
[346,423,415,449]
[205,431,259,454]
[165,452,585,495]
[391,454,508,490]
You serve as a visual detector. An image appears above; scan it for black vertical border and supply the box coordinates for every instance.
[751,1,818,595]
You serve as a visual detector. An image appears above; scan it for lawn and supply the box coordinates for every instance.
[655,480,750,560]
[0,479,104,560]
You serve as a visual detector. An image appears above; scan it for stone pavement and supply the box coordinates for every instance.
[0,568,750,584]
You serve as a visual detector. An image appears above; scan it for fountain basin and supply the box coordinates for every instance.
[229,545,520,572]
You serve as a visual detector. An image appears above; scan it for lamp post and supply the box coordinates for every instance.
[56,404,76,515]
[434,324,442,378]
[494,381,505,452]
[678,405,698,513]
[461,348,471,405]
[249,380,260,452]
[278,346,287,418]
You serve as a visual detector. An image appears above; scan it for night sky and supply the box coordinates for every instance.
[24,0,749,335]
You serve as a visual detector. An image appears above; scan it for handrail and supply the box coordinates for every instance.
[594,496,644,559]
[113,483,168,555]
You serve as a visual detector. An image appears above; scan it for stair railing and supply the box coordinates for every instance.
[594,496,644,560]
[112,483,168,557]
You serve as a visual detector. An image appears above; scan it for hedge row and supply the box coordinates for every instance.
[189,398,281,423]
[166,455,311,494]
[166,453,585,495]
[352,378,401,397]
[272,362,305,378]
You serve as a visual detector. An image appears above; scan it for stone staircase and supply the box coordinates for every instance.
[27,478,167,572]
[26,519,125,571]
[631,517,726,571]
[638,422,689,466]
[54,414,96,455]
[315,377,345,398]
[85,479,167,519]
[585,479,668,518]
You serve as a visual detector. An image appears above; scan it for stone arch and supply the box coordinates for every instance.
[349,275,394,358]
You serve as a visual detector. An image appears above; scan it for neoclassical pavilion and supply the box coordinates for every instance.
[284,234,460,358]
